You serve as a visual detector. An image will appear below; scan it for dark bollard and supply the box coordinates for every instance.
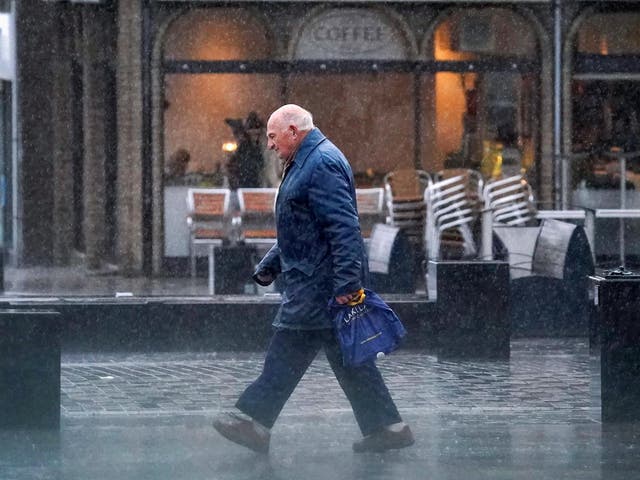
[590,267,640,423]
[205,244,257,294]
[0,310,61,429]
[429,260,510,360]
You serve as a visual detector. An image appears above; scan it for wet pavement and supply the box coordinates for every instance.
[2,338,640,480]
[2,266,223,297]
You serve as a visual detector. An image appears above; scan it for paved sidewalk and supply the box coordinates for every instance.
[61,339,597,423]
[2,338,640,480]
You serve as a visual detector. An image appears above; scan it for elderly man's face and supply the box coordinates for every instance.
[266,116,298,161]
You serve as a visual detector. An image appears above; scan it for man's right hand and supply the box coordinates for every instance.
[253,271,274,286]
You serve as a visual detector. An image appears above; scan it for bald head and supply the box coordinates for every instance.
[266,104,315,161]
[268,104,314,132]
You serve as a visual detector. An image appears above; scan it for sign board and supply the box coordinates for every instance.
[368,223,400,274]
[532,219,578,280]
[294,9,408,60]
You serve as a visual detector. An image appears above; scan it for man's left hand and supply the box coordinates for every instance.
[335,289,364,305]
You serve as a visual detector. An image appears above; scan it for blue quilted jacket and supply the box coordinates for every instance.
[255,128,367,329]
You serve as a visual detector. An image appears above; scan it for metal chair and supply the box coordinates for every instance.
[383,169,431,250]
[186,188,232,294]
[236,188,278,254]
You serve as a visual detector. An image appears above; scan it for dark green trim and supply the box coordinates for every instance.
[575,54,640,75]
[163,58,540,75]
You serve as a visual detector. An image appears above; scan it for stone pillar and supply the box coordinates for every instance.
[15,0,56,266]
[51,6,76,266]
[82,7,112,270]
[116,0,145,275]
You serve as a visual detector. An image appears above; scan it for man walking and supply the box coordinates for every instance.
[213,104,414,454]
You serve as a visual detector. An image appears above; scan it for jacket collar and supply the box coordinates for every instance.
[292,128,326,169]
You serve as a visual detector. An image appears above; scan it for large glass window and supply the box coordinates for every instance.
[571,10,640,266]
[159,6,542,290]
[163,9,279,184]
[163,9,273,61]
[576,13,640,55]
[162,10,281,262]
[424,8,538,181]
[287,73,415,183]
[162,72,281,260]
[288,8,415,184]
[160,6,419,291]
[571,12,640,197]
[163,73,281,184]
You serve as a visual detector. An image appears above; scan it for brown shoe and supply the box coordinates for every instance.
[353,424,415,453]
[213,412,270,454]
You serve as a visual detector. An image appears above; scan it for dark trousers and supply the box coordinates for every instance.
[235,328,402,436]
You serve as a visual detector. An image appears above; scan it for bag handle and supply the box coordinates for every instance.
[346,288,366,306]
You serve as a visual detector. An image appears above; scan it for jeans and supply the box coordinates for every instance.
[235,328,402,436]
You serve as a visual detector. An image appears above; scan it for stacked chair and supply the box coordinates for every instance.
[481,174,538,273]
[425,169,483,260]
[482,174,538,271]
[383,169,431,253]
[483,175,537,226]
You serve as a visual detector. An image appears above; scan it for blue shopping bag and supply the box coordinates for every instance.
[329,288,407,367]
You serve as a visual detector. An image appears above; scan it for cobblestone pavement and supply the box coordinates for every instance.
[62,338,599,424]
[5,338,640,480]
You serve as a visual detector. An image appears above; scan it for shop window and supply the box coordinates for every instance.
[571,9,640,266]
[162,9,279,190]
[164,9,273,61]
[434,9,536,60]
[290,8,414,184]
[571,11,640,197]
[287,72,415,183]
[162,10,280,261]
[577,13,640,55]
[163,73,281,185]
[423,8,538,179]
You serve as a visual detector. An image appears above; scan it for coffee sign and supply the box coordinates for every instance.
[295,9,407,60]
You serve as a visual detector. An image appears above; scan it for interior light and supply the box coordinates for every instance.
[222,142,238,152]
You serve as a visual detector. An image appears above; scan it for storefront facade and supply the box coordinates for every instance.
[14,1,640,275]
[0,2,14,264]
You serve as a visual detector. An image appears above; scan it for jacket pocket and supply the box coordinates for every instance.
[281,249,330,277]
[281,262,315,276]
